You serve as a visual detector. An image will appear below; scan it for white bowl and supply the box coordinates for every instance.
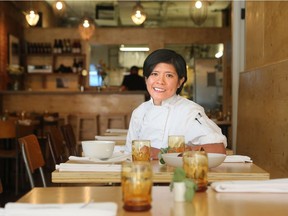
[162,153,183,168]
[207,153,227,168]
[161,152,226,168]
[81,140,115,159]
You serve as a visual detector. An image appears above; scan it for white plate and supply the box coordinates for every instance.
[69,152,131,164]
[95,135,127,141]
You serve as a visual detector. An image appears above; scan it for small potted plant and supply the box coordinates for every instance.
[170,167,197,202]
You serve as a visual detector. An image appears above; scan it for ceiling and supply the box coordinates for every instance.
[47,0,231,28]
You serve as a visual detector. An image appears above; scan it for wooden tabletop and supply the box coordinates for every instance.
[17,186,288,216]
[52,160,269,184]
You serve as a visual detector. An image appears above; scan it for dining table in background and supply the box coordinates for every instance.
[16,186,288,216]
[52,160,269,184]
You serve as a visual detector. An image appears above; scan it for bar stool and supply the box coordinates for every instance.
[68,113,100,145]
[100,113,128,135]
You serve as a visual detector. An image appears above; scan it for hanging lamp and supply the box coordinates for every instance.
[78,17,95,40]
[25,10,40,26]
[52,0,67,17]
[131,1,146,25]
[190,0,208,26]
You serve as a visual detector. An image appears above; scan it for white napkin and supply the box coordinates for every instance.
[211,178,288,193]
[1,202,117,216]
[106,129,128,134]
[95,135,126,141]
[69,152,131,163]
[223,155,253,163]
[18,119,32,126]
[56,163,121,172]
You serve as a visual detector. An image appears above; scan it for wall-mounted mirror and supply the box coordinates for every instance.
[165,44,224,112]
[89,44,149,87]
[89,43,224,113]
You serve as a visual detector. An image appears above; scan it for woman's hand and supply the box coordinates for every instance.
[150,147,161,160]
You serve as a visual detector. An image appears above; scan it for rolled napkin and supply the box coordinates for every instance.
[223,155,253,163]
[95,135,127,141]
[211,178,288,193]
[56,163,121,172]
[2,202,117,216]
[69,152,131,163]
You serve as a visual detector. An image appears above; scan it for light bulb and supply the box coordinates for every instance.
[55,1,63,10]
[25,10,40,26]
[131,3,146,25]
[195,1,203,9]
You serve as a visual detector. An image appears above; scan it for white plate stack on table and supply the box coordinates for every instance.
[95,135,127,146]
[223,155,253,163]
[105,128,128,135]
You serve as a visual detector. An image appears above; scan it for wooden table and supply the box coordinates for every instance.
[52,160,269,184]
[16,186,288,216]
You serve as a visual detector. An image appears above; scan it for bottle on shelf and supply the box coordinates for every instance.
[72,58,78,73]
[58,39,63,54]
[53,39,58,54]
[66,39,71,53]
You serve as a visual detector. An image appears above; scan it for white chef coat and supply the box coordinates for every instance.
[125,95,227,152]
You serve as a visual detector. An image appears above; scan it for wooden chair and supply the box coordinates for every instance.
[100,113,128,135]
[0,119,36,194]
[68,113,99,145]
[60,124,79,156]
[0,119,17,194]
[0,178,2,194]
[18,134,47,188]
[46,126,68,166]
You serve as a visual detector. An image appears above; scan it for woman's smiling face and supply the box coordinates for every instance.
[145,63,185,105]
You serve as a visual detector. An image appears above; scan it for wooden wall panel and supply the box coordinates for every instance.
[246,1,288,69]
[237,60,288,178]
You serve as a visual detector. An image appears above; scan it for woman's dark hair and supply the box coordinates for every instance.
[143,49,187,94]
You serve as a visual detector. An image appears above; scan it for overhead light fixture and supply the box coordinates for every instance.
[25,10,40,26]
[78,17,95,40]
[215,44,224,58]
[52,0,66,16]
[131,1,147,25]
[119,45,149,52]
[190,0,208,26]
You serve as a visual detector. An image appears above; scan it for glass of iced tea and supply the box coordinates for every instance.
[121,161,153,211]
[132,140,151,161]
[183,150,208,192]
[168,135,185,153]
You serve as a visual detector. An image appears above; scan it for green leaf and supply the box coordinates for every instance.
[158,147,170,164]
[172,167,186,182]
[184,179,197,202]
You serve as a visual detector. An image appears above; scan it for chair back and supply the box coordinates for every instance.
[0,178,3,194]
[18,134,47,188]
[0,119,16,139]
[16,123,36,138]
[46,126,67,165]
[61,124,78,156]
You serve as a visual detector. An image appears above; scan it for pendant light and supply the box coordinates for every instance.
[78,17,95,40]
[25,10,40,26]
[131,1,146,25]
[190,0,208,26]
[52,0,67,17]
